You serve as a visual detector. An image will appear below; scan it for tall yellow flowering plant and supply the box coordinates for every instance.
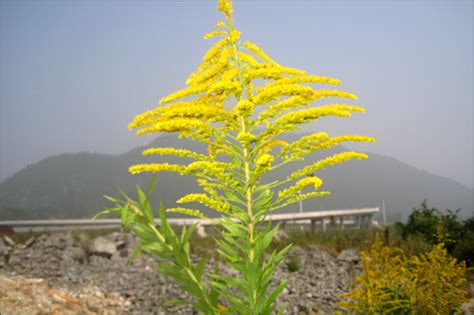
[97,0,374,313]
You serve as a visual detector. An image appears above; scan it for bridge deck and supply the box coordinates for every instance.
[0,207,379,229]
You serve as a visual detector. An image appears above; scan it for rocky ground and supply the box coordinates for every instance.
[0,231,472,314]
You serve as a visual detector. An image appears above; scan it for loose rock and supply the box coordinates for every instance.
[88,236,117,257]
[337,249,360,263]
[3,236,15,247]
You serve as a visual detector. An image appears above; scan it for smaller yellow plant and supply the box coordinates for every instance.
[338,235,411,314]
[408,243,468,314]
[338,234,468,315]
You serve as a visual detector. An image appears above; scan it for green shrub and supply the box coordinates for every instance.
[395,200,473,265]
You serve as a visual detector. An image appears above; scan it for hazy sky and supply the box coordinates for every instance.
[0,0,472,188]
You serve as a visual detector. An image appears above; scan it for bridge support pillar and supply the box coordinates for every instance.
[311,219,315,233]
[339,217,344,230]
[322,219,326,232]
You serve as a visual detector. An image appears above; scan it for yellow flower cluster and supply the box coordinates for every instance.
[136,119,213,136]
[255,153,274,167]
[184,161,237,188]
[233,99,255,117]
[160,83,211,104]
[285,191,331,204]
[215,21,226,28]
[285,134,376,159]
[186,62,227,86]
[289,151,368,180]
[237,131,256,147]
[166,207,209,219]
[158,103,229,124]
[221,68,239,82]
[284,132,330,154]
[196,178,226,198]
[129,94,222,129]
[237,52,261,68]
[243,41,275,64]
[129,163,185,175]
[311,89,358,101]
[229,29,240,43]
[315,135,375,150]
[253,153,275,181]
[255,88,358,112]
[196,36,237,77]
[259,106,365,143]
[193,47,237,83]
[339,235,468,314]
[177,193,231,213]
[258,140,288,154]
[257,96,310,122]
[204,29,227,40]
[272,107,352,128]
[208,80,242,96]
[142,147,206,160]
[218,0,233,20]
[252,84,315,105]
[323,104,365,112]
[200,38,229,69]
[278,176,323,201]
[266,75,341,88]
[244,65,306,81]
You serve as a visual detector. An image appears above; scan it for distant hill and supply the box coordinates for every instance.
[0,134,472,222]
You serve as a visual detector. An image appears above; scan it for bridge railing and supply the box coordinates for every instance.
[0,207,379,232]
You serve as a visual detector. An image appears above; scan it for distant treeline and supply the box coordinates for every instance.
[396,200,474,266]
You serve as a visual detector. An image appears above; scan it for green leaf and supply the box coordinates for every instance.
[128,246,142,264]
[224,191,246,206]
[254,224,279,257]
[158,201,174,239]
[147,175,157,195]
[195,257,207,279]
[276,302,290,315]
[181,223,197,245]
[104,195,126,204]
[219,216,247,237]
[253,190,273,217]
[123,209,136,227]
[264,280,288,311]
[274,243,293,265]
[118,187,134,203]
[137,185,153,222]
[92,206,121,219]
[141,241,167,254]
[157,263,180,279]
[121,203,129,225]
[222,233,246,253]
[132,223,155,242]
[254,183,272,196]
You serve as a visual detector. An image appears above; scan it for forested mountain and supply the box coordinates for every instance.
[0,134,472,221]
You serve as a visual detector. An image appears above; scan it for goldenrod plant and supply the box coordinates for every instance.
[96,0,374,313]
[338,235,412,314]
[338,234,468,314]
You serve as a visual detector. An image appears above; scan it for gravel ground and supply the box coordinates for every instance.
[0,231,381,314]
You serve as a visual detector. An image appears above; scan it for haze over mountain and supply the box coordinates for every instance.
[0,133,472,222]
